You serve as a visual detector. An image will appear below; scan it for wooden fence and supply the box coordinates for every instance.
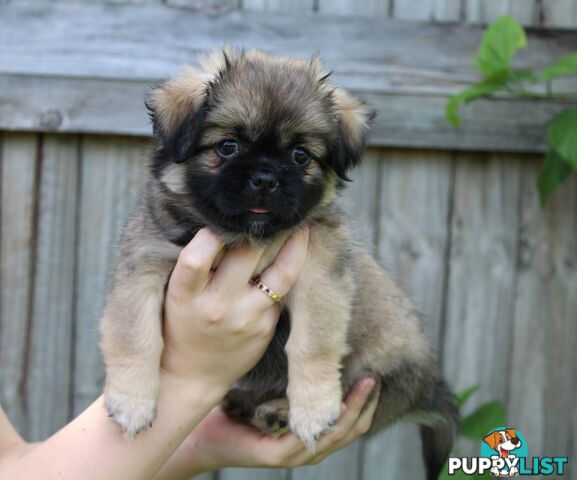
[1,1,576,479]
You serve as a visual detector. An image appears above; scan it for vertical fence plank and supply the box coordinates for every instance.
[25,135,80,441]
[72,136,147,416]
[292,442,364,480]
[165,0,241,10]
[442,153,522,454]
[393,0,461,22]
[242,0,314,12]
[509,162,577,464]
[0,133,38,437]
[431,0,462,21]
[43,0,165,3]
[465,0,539,25]
[541,0,577,28]
[363,150,454,480]
[376,150,454,345]
[220,468,287,480]
[318,0,390,16]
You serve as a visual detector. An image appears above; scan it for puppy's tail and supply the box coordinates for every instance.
[417,379,459,480]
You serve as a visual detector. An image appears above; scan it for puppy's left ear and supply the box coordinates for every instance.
[331,88,375,180]
[146,66,210,163]
[483,432,499,450]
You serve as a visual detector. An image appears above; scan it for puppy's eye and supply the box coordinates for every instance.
[216,140,239,159]
[292,147,311,166]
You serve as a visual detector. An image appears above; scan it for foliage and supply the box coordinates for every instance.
[445,16,577,205]
[439,385,507,480]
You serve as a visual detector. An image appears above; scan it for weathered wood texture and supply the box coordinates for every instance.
[1,133,576,477]
[1,2,576,151]
[1,0,577,479]
[72,137,146,416]
[0,133,38,437]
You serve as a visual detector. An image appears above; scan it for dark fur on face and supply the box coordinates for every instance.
[146,49,373,242]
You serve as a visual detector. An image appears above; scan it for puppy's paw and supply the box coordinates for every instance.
[288,387,341,450]
[105,391,157,438]
[250,398,290,436]
[222,389,256,423]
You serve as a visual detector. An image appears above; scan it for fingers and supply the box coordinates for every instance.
[171,229,224,294]
[353,381,380,435]
[248,228,309,309]
[210,243,265,293]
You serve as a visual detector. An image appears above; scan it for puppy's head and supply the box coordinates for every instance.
[483,429,521,453]
[147,49,373,240]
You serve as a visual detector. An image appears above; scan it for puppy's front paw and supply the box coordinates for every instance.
[105,391,157,438]
[251,398,290,436]
[288,383,341,450]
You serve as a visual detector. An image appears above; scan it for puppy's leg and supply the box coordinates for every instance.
[285,265,352,449]
[101,269,171,437]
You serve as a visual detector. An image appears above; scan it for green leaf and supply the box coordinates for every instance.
[456,385,479,408]
[540,52,577,81]
[507,68,538,84]
[475,16,527,79]
[538,149,574,206]
[446,81,506,126]
[547,108,577,168]
[460,400,507,440]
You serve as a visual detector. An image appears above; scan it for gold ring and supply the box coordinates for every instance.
[250,277,281,302]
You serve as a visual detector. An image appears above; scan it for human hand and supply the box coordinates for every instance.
[153,377,379,479]
[161,227,309,397]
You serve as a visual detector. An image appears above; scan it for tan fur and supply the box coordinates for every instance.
[147,65,210,136]
[332,88,372,149]
[160,163,188,194]
[100,205,181,437]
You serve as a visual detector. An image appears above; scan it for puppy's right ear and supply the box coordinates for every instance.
[146,66,210,163]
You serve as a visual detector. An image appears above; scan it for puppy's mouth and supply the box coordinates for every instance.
[249,207,270,214]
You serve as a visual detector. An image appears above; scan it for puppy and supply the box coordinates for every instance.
[100,48,458,480]
[483,429,522,476]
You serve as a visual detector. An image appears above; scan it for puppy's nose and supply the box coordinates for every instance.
[511,438,520,445]
[250,170,279,193]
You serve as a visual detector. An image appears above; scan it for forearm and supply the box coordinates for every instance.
[0,373,225,480]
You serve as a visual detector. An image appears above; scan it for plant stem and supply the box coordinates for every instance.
[504,85,577,100]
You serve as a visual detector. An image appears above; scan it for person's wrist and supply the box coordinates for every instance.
[161,348,233,402]
[159,366,229,412]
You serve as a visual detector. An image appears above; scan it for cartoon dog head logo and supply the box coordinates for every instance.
[483,428,522,458]
[481,427,528,477]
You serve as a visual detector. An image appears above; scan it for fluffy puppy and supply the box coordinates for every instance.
[100,48,458,480]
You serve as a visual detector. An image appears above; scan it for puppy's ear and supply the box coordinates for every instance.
[330,88,375,180]
[146,66,210,163]
[505,428,517,439]
[483,432,499,450]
